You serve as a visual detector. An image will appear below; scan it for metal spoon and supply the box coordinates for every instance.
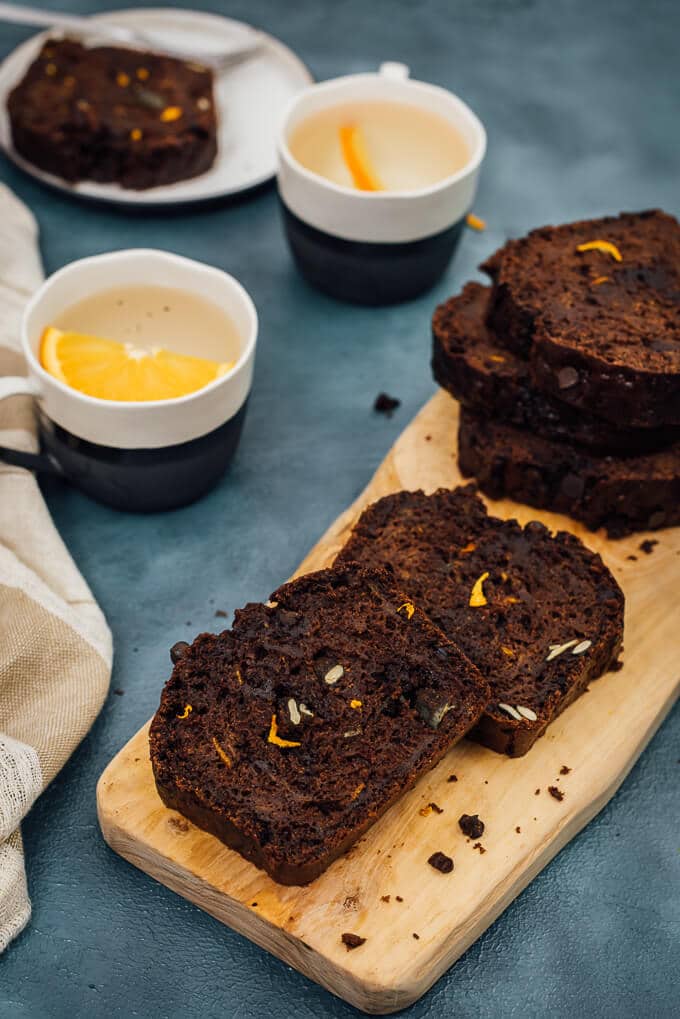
[0,1,265,72]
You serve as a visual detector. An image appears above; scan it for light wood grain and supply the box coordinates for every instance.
[97,391,680,1014]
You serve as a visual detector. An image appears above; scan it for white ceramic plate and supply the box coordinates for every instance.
[0,7,312,205]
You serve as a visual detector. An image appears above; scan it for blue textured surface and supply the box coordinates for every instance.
[1,1,679,1016]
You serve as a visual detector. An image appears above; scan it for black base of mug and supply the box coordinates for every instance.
[37,402,248,512]
[281,202,464,305]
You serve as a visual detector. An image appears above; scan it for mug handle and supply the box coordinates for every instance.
[379,61,410,80]
[0,375,63,476]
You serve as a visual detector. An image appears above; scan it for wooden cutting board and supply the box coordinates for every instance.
[97,391,680,1014]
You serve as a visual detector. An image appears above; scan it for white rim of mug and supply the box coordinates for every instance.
[278,72,487,200]
[21,249,258,411]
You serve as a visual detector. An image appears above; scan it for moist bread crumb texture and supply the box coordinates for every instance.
[458,410,680,537]
[7,38,217,189]
[481,210,680,428]
[432,210,680,534]
[336,485,624,756]
[150,564,489,884]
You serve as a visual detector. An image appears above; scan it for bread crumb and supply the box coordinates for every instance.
[380,895,390,903]
[342,933,366,951]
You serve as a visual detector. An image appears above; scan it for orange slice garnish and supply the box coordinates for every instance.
[339,124,383,191]
[40,326,234,402]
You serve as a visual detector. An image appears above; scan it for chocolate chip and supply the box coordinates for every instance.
[459,813,485,839]
[427,851,454,873]
[373,392,401,416]
[170,640,190,664]
[561,472,585,499]
[557,366,579,389]
[341,933,366,950]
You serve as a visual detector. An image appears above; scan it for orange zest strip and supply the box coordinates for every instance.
[591,275,611,285]
[267,714,301,748]
[212,736,232,767]
[469,571,489,607]
[177,704,192,719]
[576,240,622,261]
[339,125,383,191]
[466,212,486,231]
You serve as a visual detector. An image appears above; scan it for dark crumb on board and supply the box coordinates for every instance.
[559,765,571,775]
[639,539,658,555]
[342,933,366,951]
[168,817,189,833]
[373,392,401,416]
[380,895,390,903]
[428,851,454,874]
[610,657,624,672]
[413,933,420,940]
[473,842,486,854]
[396,895,404,902]
[429,802,444,814]
[515,826,521,834]
[425,434,432,441]
[535,788,541,795]
[447,774,458,782]
[251,902,258,907]
[626,555,637,561]
[343,896,358,910]
[459,813,484,839]
[113,688,124,696]
[214,609,228,618]
[548,785,564,801]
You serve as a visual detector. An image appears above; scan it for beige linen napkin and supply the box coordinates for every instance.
[0,184,112,952]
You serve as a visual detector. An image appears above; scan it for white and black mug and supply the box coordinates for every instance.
[0,249,257,511]
[277,62,486,305]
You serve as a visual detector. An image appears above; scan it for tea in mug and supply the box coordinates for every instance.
[288,100,470,192]
[40,285,239,402]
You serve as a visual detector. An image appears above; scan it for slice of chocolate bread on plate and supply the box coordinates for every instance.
[432,282,679,453]
[336,486,624,757]
[150,564,489,885]
[7,38,217,189]
[481,210,680,428]
[458,409,680,538]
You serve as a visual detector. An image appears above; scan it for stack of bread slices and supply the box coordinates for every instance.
[432,210,680,537]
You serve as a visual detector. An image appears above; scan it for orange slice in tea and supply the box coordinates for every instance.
[338,125,383,191]
[40,327,234,402]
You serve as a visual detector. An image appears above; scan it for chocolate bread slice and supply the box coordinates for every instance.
[432,282,679,453]
[150,564,489,884]
[7,39,217,189]
[458,410,680,538]
[336,487,624,756]
[481,210,680,428]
